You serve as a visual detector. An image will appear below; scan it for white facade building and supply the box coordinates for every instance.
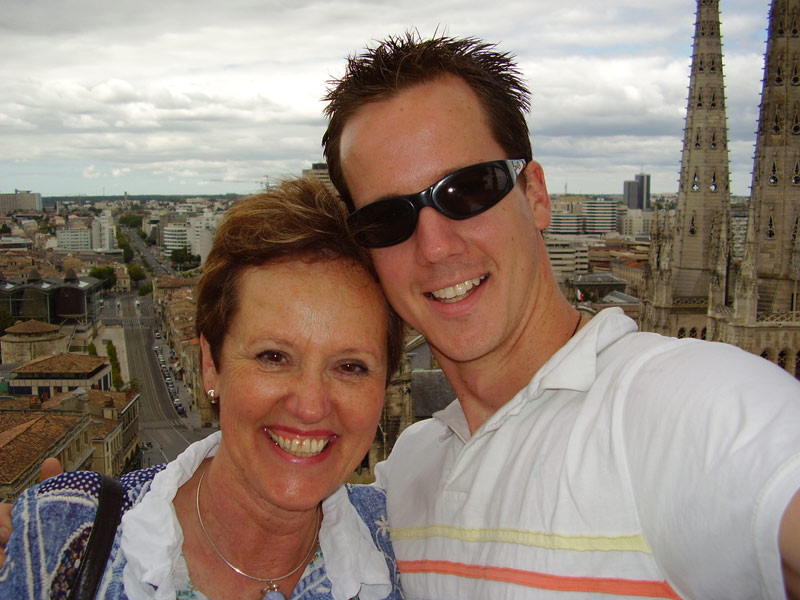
[163,223,189,251]
[583,197,620,234]
[91,210,117,251]
[187,210,222,264]
[620,209,655,237]
[544,236,590,283]
[56,227,93,251]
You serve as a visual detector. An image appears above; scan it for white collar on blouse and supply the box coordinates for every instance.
[121,431,390,600]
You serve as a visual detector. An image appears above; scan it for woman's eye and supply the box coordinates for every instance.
[339,362,368,375]
[258,350,286,364]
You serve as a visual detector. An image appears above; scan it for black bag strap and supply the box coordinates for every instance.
[68,474,124,600]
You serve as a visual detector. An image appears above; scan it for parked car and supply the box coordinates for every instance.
[176,406,186,415]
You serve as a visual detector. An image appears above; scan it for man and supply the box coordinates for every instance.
[322,33,800,598]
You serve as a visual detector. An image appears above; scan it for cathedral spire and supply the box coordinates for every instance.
[671,0,732,299]
[642,0,731,337]
[740,0,800,320]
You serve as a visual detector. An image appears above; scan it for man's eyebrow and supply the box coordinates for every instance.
[369,163,468,203]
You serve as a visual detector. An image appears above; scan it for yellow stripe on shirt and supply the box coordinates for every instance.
[391,524,652,553]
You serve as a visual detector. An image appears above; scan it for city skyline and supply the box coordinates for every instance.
[2,0,768,197]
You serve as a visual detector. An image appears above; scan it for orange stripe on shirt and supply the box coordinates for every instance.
[397,560,681,599]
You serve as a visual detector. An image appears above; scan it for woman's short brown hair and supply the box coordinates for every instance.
[196,176,404,382]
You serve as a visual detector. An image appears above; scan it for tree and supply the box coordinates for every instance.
[88,266,117,290]
[170,246,200,271]
[118,213,143,229]
[138,282,153,296]
[87,342,97,356]
[128,262,146,283]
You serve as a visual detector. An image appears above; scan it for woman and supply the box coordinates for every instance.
[0,177,405,600]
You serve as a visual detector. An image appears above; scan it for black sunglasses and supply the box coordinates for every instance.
[348,159,527,248]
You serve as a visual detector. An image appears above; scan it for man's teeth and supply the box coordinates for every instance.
[268,430,330,457]
[431,277,484,303]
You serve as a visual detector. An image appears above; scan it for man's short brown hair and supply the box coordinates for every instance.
[322,32,533,210]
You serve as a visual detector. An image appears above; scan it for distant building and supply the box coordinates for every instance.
[57,226,93,251]
[302,162,338,196]
[9,353,112,399]
[92,210,117,251]
[163,223,189,251]
[57,388,141,476]
[635,172,651,209]
[0,268,103,326]
[548,211,583,234]
[623,179,640,210]
[0,319,67,364]
[620,209,655,236]
[544,236,590,285]
[623,173,651,210]
[0,409,93,501]
[0,236,34,252]
[583,197,620,234]
[0,190,42,213]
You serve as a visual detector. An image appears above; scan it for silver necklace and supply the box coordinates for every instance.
[195,469,320,600]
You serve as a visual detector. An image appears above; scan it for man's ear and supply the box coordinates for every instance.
[200,334,219,393]
[524,160,552,231]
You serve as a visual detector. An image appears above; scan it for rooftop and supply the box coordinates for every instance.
[13,353,107,375]
[5,319,61,334]
[0,411,84,482]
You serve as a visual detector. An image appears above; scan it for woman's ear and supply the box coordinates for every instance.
[200,334,219,393]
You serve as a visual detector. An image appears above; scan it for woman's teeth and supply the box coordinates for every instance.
[268,430,330,457]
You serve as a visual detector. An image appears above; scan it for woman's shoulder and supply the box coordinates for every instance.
[343,484,393,555]
[27,464,168,509]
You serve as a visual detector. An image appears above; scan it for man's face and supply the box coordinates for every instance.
[339,74,552,365]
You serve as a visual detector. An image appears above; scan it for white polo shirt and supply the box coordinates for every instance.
[376,308,800,599]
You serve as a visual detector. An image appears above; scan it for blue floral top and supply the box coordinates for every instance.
[0,434,403,600]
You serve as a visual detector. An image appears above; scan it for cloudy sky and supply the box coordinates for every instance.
[1,0,771,198]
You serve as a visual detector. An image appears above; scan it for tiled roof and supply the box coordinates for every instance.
[91,417,120,439]
[13,353,107,375]
[85,389,129,411]
[5,320,61,334]
[0,412,84,482]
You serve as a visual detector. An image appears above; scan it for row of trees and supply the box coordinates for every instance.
[87,263,147,290]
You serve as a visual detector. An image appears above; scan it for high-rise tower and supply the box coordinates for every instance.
[710,0,800,377]
[641,0,732,338]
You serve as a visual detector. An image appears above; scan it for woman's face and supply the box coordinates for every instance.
[201,258,389,512]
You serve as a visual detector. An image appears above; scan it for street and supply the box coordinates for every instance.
[116,295,215,465]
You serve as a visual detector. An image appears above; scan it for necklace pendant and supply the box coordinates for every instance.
[260,583,286,600]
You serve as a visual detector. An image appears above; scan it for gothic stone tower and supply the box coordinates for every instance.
[710,0,800,378]
[641,0,732,338]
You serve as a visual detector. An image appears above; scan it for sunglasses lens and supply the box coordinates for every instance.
[437,163,512,218]
[349,199,417,247]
